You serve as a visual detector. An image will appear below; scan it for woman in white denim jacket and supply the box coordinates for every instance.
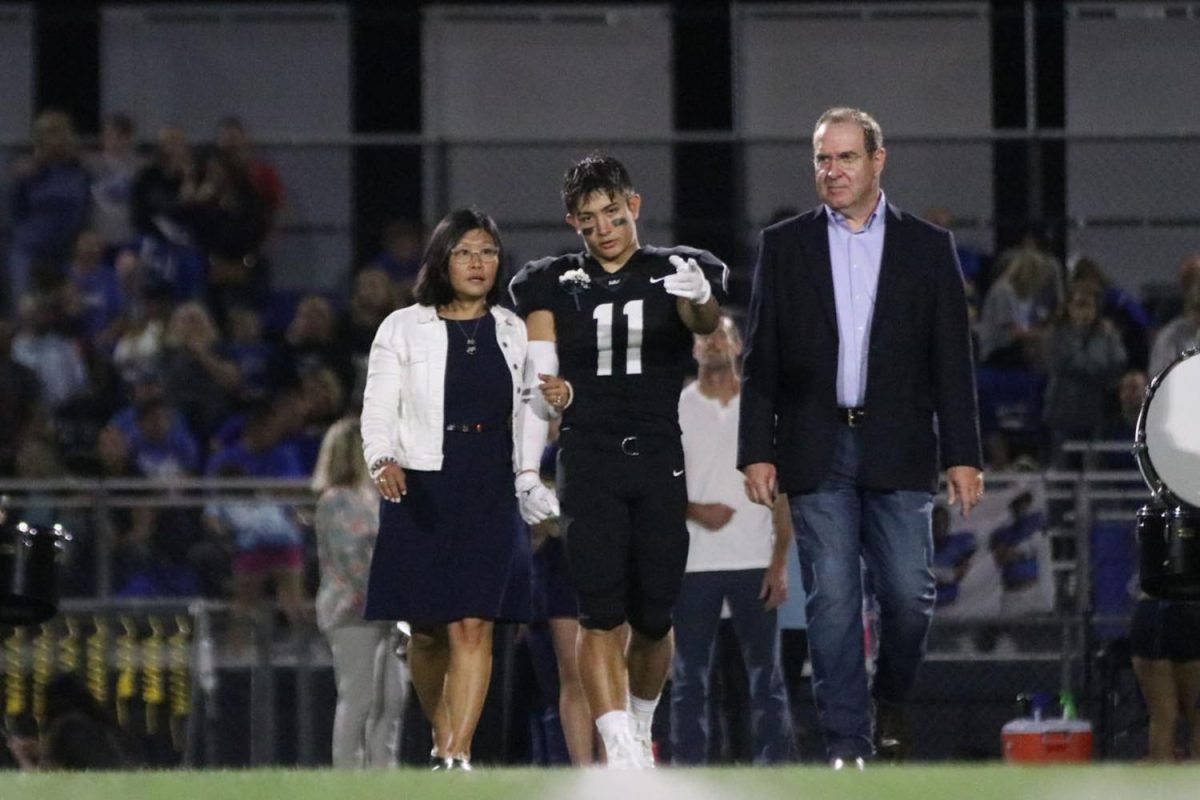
[360,208,556,771]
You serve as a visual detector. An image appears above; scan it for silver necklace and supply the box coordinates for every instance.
[449,315,485,355]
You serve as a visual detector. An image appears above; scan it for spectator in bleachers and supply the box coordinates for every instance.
[125,397,201,479]
[52,345,124,476]
[985,227,1064,303]
[342,268,401,353]
[369,218,423,296]
[95,420,204,598]
[216,115,284,228]
[129,127,207,302]
[206,396,305,482]
[1070,255,1152,371]
[205,400,309,639]
[161,301,240,443]
[178,149,270,318]
[204,458,308,637]
[86,112,142,253]
[1148,253,1200,379]
[11,292,88,410]
[1042,279,1127,465]
[110,370,199,466]
[206,455,309,638]
[111,281,172,387]
[210,383,308,454]
[1101,369,1148,470]
[63,229,124,351]
[273,293,355,398]
[130,126,193,243]
[0,319,43,476]
[976,247,1059,370]
[339,267,402,402]
[301,365,346,429]
[112,246,145,313]
[312,417,405,768]
[6,110,91,310]
[293,367,347,473]
[222,304,275,405]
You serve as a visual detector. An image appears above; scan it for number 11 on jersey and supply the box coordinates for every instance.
[593,300,644,376]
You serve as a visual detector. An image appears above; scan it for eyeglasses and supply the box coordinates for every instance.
[814,151,867,171]
[450,247,500,264]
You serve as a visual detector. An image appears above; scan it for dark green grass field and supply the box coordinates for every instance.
[3,764,1200,800]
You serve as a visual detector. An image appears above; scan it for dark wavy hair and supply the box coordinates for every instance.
[562,153,636,214]
[412,208,505,308]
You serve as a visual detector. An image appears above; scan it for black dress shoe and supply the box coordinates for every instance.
[873,699,908,762]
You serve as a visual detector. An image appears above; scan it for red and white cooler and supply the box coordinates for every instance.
[1001,717,1093,763]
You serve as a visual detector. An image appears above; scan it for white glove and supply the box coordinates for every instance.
[663,255,712,305]
[515,471,560,524]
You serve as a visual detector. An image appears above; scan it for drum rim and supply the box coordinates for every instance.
[1135,345,1200,510]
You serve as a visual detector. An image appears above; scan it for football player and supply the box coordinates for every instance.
[510,154,727,767]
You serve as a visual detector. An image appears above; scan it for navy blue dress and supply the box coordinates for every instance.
[364,314,531,626]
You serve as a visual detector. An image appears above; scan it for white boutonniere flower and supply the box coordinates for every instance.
[559,268,591,308]
[559,269,591,292]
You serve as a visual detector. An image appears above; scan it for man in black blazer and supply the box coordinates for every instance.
[738,107,983,768]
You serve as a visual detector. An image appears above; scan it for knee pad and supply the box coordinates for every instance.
[628,604,673,641]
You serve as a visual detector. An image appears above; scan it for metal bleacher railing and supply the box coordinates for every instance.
[0,455,1158,764]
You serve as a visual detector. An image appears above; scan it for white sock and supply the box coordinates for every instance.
[596,710,631,751]
[628,694,659,736]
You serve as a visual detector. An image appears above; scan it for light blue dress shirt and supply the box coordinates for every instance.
[826,191,886,407]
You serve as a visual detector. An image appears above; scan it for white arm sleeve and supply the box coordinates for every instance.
[524,340,560,422]
[517,340,559,473]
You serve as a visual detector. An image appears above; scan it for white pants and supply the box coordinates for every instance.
[327,622,407,767]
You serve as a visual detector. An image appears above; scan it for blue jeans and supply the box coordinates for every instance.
[670,568,791,764]
[789,426,935,760]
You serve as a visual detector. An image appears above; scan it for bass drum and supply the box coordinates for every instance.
[1134,346,1200,598]
[1135,346,1200,509]
[0,519,71,625]
[1137,505,1200,600]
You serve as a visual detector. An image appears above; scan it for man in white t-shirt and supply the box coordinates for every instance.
[670,316,792,764]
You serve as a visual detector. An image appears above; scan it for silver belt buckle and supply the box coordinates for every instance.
[621,436,640,456]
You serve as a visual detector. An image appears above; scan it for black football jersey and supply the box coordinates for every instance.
[509,245,728,437]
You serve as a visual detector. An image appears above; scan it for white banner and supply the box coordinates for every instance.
[934,480,1055,618]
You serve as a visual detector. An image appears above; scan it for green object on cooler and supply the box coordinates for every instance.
[1059,691,1077,719]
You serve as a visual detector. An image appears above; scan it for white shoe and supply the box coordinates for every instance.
[605,732,641,769]
[631,727,655,769]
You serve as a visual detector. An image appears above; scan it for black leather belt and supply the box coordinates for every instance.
[560,428,675,456]
[838,407,866,427]
[445,422,504,433]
